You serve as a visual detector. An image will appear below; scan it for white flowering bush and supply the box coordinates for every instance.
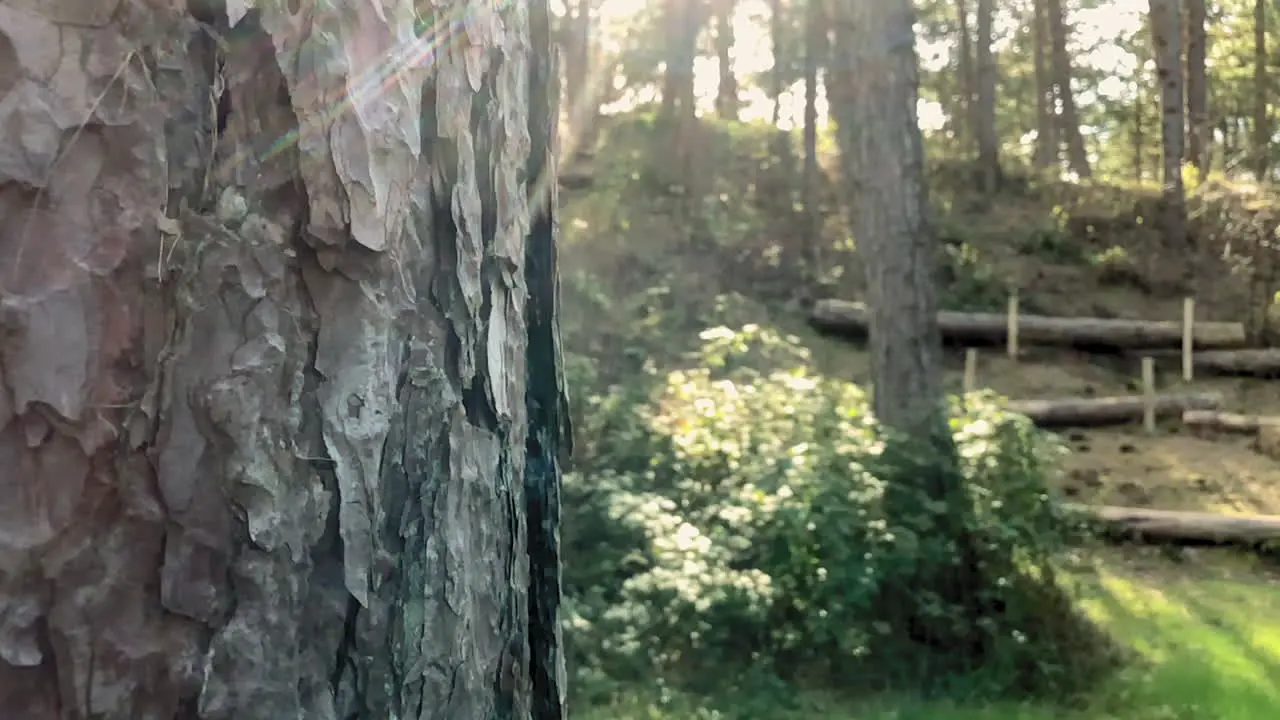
[564,326,1106,701]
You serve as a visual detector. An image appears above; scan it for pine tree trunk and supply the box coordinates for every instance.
[975,0,1001,191]
[1134,83,1147,182]
[714,0,739,119]
[830,2,947,442]
[1033,0,1059,171]
[1132,35,1153,182]
[832,1,996,664]
[955,0,976,152]
[671,0,707,207]
[1226,114,1239,164]
[0,2,569,718]
[1255,0,1270,180]
[662,0,681,120]
[1150,0,1190,287]
[1185,0,1208,179]
[770,0,785,125]
[1046,0,1092,178]
[565,0,594,144]
[802,0,825,284]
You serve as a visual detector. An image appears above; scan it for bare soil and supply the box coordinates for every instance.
[804,178,1280,519]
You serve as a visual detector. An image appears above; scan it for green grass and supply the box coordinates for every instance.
[575,555,1280,720]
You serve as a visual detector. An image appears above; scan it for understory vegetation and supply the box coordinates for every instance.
[559,113,1280,718]
[565,325,1114,699]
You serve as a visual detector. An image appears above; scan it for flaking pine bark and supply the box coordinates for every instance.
[0,1,569,719]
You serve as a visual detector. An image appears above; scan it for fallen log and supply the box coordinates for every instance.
[1181,410,1280,433]
[1124,348,1280,378]
[1006,392,1223,427]
[810,299,1247,349]
[1181,410,1280,459]
[1184,348,1280,377]
[1067,504,1280,548]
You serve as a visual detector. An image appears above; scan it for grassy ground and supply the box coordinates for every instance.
[578,550,1280,719]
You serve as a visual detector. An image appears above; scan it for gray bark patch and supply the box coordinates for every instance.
[0,1,566,718]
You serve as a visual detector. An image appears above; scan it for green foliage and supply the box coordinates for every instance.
[578,559,1280,719]
[565,326,1110,707]
[935,225,1009,311]
[1016,206,1084,263]
[1089,245,1146,288]
[558,112,848,394]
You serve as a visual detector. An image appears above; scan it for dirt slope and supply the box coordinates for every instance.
[560,118,1280,519]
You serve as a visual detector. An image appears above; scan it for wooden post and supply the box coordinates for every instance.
[1006,293,1019,359]
[1182,297,1195,382]
[1142,356,1156,434]
[963,348,978,393]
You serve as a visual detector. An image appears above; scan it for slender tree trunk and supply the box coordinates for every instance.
[1047,0,1092,178]
[566,0,594,144]
[802,0,825,283]
[714,0,739,119]
[1185,0,1208,179]
[770,0,785,125]
[0,2,568,718]
[1133,34,1152,182]
[975,0,1001,191]
[1135,81,1147,182]
[1255,0,1270,180]
[956,0,976,152]
[1033,0,1059,170]
[672,0,706,196]
[662,0,681,120]
[1150,0,1191,286]
[1226,114,1238,167]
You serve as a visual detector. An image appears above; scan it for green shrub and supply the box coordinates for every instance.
[934,228,1008,311]
[1017,218,1083,263]
[564,326,1113,705]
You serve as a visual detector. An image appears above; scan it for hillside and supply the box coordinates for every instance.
[562,113,1280,522]
[559,113,1280,718]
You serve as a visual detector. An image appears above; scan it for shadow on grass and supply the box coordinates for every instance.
[576,558,1280,720]
[1076,566,1280,720]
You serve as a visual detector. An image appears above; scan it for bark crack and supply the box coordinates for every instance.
[523,2,569,718]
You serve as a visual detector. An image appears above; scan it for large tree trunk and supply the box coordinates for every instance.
[1149,0,1190,287]
[833,2,1005,662]
[975,0,1001,192]
[1185,0,1209,179]
[831,4,948,439]
[0,2,569,719]
[1046,0,1092,178]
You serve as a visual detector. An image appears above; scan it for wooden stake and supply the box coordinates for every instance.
[964,348,978,393]
[1142,356,1156,434]
[1182,297,1195,382]
[1006,293,1019,359]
